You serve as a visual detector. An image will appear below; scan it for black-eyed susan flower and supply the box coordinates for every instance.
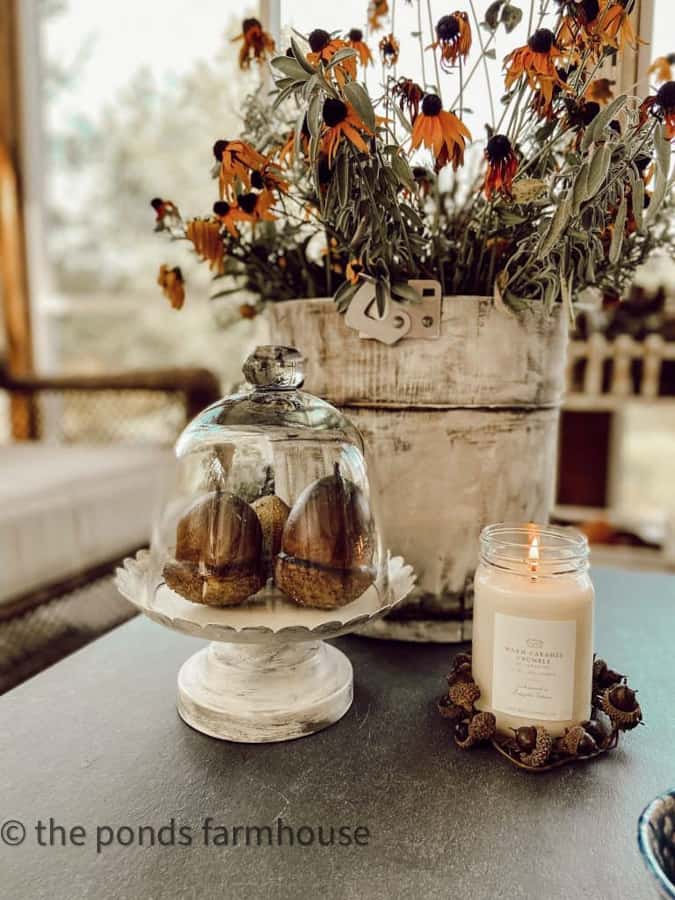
[213,139,268,199]
[379,34,400,67]
[392,78,424,123]
[648,54,675,84]
[641,81,675,139]
[233,17,275,69]
[320,98,374,163]
[347,29,373,67]
[307,29,357,83]
[428,13,472,70]
[368,0,388,32]
[251,163,290,195]
[504,29,566,106]
[410,93,471,171]
[237,190,277,222]
[213,200,247,238]
[157,264,185,310]
[186,218,226,274]
[592,1,639,51]
[483,134,518,199]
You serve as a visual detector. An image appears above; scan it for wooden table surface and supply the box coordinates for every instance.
[0,566,673,900]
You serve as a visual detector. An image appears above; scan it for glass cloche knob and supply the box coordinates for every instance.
[242,346,304,391]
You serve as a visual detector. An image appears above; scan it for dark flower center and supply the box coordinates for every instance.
[580,101,600,125]
[213,139,229,161]
[412,165,430,179]
[656,81,675,111]
[213,201,231,216]
[635,153,651,173]
[349,28,363,42]
[486,134,513,162]
[150,198,163,210]
[436,14,460,42]
[528,28,555,53]
[421,93,443,117]
[309,29,331,52]
[382,40,396,55]
[323,98,348,127]
[581,0,599,21]
[242,18,261,33]
[238,193,258,214]
[251,171,264,190]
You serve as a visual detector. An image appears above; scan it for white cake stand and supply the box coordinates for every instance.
[115,551,415,743]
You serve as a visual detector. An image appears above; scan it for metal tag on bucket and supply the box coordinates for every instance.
[344,280,442,345]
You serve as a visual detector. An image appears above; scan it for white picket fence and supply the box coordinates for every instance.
[566,333,675,408]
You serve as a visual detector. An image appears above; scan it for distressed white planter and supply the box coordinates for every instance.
[267,296,568,643]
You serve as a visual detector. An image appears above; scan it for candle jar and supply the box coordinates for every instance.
[472,524,594,737]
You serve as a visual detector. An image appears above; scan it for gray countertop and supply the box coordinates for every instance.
[0,566,673,900]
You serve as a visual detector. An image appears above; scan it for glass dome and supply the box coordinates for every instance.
[150,345,389,616]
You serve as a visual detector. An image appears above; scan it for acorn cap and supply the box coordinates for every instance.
[448,681,480,713]
[560,725,587,755]
[437,696,465,721]
[520,727,553,767]
[175,491,263,569]
[468,711,496,743]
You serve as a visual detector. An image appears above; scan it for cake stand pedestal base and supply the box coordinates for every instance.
[177,639,353,743]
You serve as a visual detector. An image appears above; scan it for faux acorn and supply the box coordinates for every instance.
[163,492,264,606]
[454,711,496,748]
[448,682,480,713]
[601,685,643,730]
[519,726,553,767]
[275,463,376,609]
[559,725,598,757]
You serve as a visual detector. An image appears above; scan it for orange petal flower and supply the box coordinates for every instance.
[428,12,472,70]
[233,18,275,69]
[368,0,388,32]
[410,94,471,172]
[483,134,518,199]
[185,218,226,274]
[504,29,567,107]
[347,29,373,67]
[306,30,357,85]
[392,78,424,123]
[157,265,185,310]
[640,81,675,140]
[592,1,639,51]
[320,98,374,164]
[648,55,674,85]
[213,139,268,200]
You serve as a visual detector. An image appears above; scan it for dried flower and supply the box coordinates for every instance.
[213,139,267,199]
[429,12,472,69]
[592,1,639,51]
[307,29,357,84]
[157,264,185,310]
[347,28,373,67]
[185,218,226,274]
[411,93,471,171]
[233,17,275,69]
[368,0,388,32]
[648,54,675,84]
[505,29,566,106]
[379,33,400,67]
[484,134,518,199]
[585,77,615,104]
[641,81,675,139]
[392,78,424,123]
[320,98,374,163]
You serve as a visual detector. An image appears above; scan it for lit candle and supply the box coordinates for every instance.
[471,524,594,737]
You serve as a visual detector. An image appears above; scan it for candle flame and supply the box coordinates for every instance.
[528,535,540,574]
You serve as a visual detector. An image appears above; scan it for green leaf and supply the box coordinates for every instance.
[343,81,376,131]
[291,36,315,73]
[325,47,357,69]
[271,56,311,81]
[582,94,627,150]
[609,194,627,264]
[484,48,497,59]
[391,282,421,303]
[485,0,505,30]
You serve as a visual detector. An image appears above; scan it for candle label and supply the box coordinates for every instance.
[492,614,576,722]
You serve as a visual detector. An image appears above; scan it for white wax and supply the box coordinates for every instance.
[472,564,594,737]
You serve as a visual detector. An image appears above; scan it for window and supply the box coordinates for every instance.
[21,0,268,384]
